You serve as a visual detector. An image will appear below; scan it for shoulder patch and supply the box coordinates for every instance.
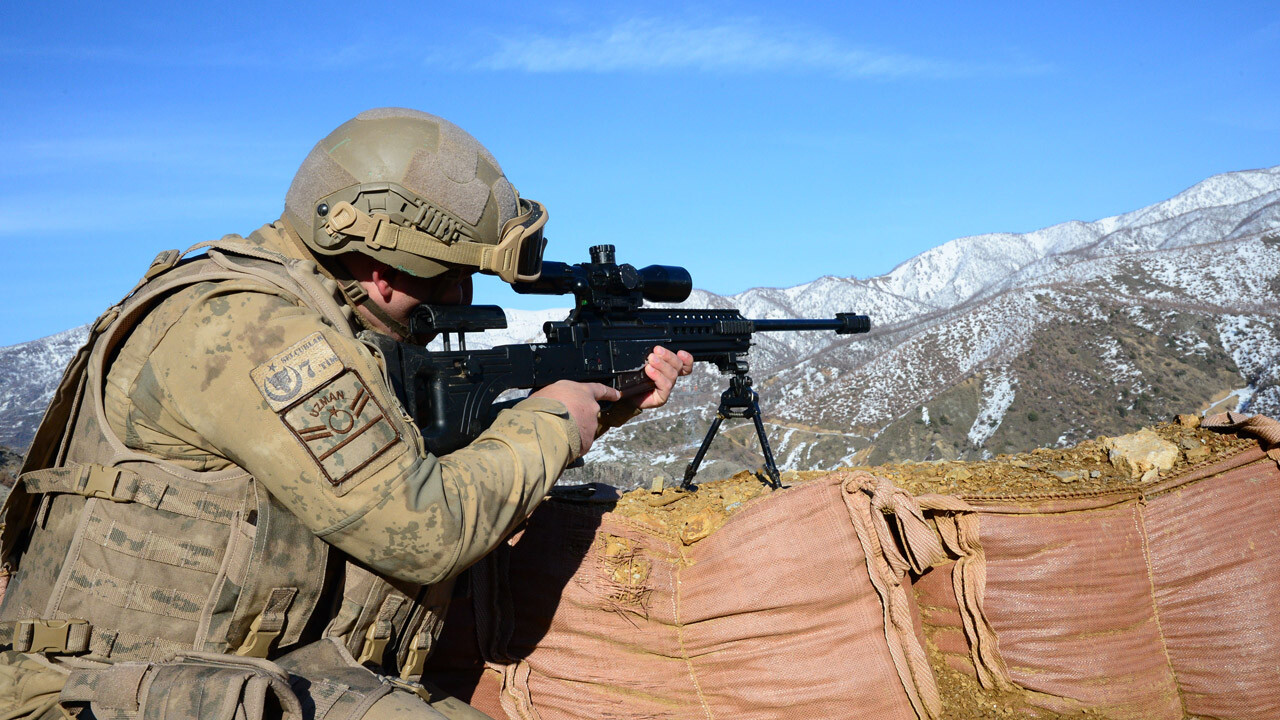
[282,369,401,486]
[251,332,345,411]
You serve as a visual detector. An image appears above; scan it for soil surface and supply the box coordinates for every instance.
[610,420,1255,542]
[925,635,1107,719]
[611,470,831,543]
[865,421,1253,498]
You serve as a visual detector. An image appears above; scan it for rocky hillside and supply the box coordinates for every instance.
[573,166,1280,487]
[0,325,88,452]
[0,444,20,487]
[2,166,1278,490]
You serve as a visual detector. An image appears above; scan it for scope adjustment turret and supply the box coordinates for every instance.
[590,245,616,264]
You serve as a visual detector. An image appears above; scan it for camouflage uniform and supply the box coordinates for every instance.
[0,221,578,718]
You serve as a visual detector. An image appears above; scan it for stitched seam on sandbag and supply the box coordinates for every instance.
[1141,454,1270,501]
[672,544,714,720]
[1133,498,1187,716]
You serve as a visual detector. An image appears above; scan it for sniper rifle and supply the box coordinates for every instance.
[366,245,871,489]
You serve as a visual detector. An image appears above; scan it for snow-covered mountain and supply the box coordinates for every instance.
[0,325,89,452]
[2,166,1279,490]
[576,165,1280,485]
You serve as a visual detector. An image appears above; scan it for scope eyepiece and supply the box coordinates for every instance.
[511,261,575,296]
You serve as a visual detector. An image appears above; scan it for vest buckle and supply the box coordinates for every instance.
[234,587,298,658]
[387,677,438,702]
[399,628,433,680]
[357,631,390,665]
[81,465,129,502]
[90,308,121,335]
[234,618,282,659]
[21,618,90,654]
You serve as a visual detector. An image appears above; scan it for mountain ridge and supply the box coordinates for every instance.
[2,166,1278,491]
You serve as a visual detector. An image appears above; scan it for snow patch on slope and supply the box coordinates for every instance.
[968,370,1016,446]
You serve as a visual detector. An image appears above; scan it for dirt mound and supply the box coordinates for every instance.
[612,420,1252,542]
[925,638,1106,720]
[612,470,829,542]
[867,420,1251,498]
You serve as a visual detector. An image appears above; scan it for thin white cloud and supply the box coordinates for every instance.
[477,17,1046,78]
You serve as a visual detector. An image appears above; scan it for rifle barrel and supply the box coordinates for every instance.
[752,313,871,335]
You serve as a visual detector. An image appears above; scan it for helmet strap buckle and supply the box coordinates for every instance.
[365,217,400,251]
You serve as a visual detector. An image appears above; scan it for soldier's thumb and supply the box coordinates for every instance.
[590,384,623,403]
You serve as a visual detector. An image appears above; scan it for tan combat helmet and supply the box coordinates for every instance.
[282,108,547,285]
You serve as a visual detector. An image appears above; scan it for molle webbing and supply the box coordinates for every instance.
[0,616,192,660]
[18,464,240,524]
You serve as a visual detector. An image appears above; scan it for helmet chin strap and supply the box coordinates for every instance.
[277,221,423,343]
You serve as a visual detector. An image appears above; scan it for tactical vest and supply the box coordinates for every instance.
[0,234,450,675]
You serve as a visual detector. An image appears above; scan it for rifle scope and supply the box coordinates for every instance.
[513,245,693,305]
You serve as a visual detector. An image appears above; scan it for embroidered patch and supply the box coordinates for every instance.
[282,370,400,486]
[251,332,344,411]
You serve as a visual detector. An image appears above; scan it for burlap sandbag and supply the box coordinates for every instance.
[428,473,977,720]
[915,414,1280,720]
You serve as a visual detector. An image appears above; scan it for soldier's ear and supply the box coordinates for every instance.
[369,266,396,304]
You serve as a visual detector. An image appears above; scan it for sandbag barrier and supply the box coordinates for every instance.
[429,473,966,719]
[425,414,1280,720]
[916,413,1280,720]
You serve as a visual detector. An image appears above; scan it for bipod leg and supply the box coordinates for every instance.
[681,415,725,490]
[750,403,783,489]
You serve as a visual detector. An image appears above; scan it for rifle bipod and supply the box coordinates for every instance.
[680,373,784,491]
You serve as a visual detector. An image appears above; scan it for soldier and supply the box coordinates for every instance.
[0,108,693,719]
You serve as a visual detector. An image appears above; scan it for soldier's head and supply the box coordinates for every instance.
[281,108,547,338]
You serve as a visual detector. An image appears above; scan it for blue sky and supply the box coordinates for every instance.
[2,2,1277,345]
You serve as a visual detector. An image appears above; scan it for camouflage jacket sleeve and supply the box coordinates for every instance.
[123,280,580,585]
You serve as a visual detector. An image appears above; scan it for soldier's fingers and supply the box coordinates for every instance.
[677,350,694,375]
[648,348,683,378]
[645,357,677,392]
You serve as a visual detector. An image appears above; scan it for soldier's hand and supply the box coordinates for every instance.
[530,380,622,456]
[633,346,694,410]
